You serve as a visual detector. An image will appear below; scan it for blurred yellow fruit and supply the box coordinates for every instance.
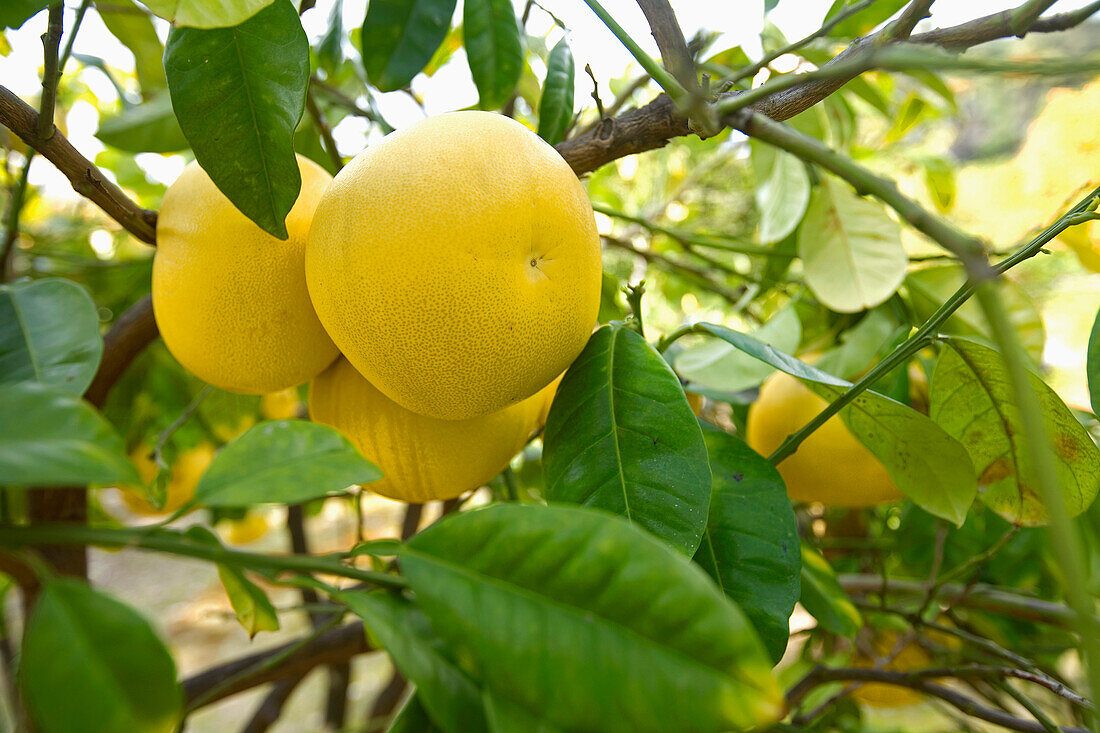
[212,415,256,443]
[309,358,551,503]
[120,443,216,515]
[1060,219,1100,273]
[153,155,339,394]
[746,371,902,506]
[219,511,269,545]
[261,388,303,420]
[306,111,601,420]
[851,630,931,708]
[686,390,704,417]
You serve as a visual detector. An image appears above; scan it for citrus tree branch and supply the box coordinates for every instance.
[634,0,697,92]
[37,4,63,140]
[884,0,936,41]
[0,85,157,244]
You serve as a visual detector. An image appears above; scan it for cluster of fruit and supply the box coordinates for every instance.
[150,112,602,503]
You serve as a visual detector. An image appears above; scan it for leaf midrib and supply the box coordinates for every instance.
[606,326,632,521]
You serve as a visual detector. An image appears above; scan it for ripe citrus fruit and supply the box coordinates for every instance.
[219,511,270,545]
[305,111,601,420]
[261,388,303,420]
[120,443,215,515]
[746,371,902,506]
[851,630,930,708]
[309,358,553,503]
[153,155,339,394]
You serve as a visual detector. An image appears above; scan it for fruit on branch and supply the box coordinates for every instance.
[309,357,554,503]
[746,371,902,507]
[118,443,216,516]
[152,155,339,395]
[305,111,601,421]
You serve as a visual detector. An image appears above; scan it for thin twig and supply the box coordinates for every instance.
[884,0,936,41]
[0,157,32,281]
[304,89,343,172]
[37,4,63,140]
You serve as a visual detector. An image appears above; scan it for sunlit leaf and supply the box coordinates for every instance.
[0,278,102,395]
[921,155,956,213]
[543,324,712,555]
[675,306,801,394]
[98,0,166,93]
[693,323,977,525]
[823,0,908,37]
[753,143,810,245]
[194,419,381,506]
[931,337,1100,526]
[463,0,522,109]
[141,0,273,28]
[799,177,907,314]
[401,504,783,732]
[536,38,574,145]
[341,590,488,733]
[360,0,457,92]
[22,579,182,733]
[164,0,308,238]
[798,543,860,636]
[694,425,800,664]
[0,383,138,487]
[906,265,1045,365]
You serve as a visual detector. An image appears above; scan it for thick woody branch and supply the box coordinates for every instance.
[183,622,373,707]
[635,0,696,92]
[84,294,158,408]
[0,86,157,244]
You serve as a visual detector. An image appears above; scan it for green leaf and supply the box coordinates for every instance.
[164,0,308,239]
[694,323,978,526]
[463,0,522,109]
[823,0,908,37]
[21,579,182,733]
[921,155,956,213]
[813,308,906,381]
[401,504,783,733]
[218,565,279,637]
[798,543,860,636]
[543,324,712,555]
[195,419,381,507]
[798,177,907,314]
[0,383,139,487]
[98,0,166,93]
[388,695,446,733]
[141,0,274,28]
[536,38,574,145]
[361,0,457,92]
[317,0,346,73]
[931,338,1100,526]
[906,265,1045,365]
[1089,306,1100,419]
[752,143,810,245]
[96,95,189,154]
[0,0,49,30]
[483,692,564,733]
[694,425,799,665]
[348,538,403,557]
[884,93,929,144]
[674,306,801,394]
[0,278,103,395]
[341,590,489,733]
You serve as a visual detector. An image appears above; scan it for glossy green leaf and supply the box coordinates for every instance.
[694,323,977,525]
[401,504,783,733]
[0,0,49,30]
[341,590,489,733]
[463,0,522,109]
[0,383,138,487]
[798,177,907,314]
[906,265,1045,364]
[218,565,279,637]
[675,306,800,394]
[543,324,712,555]
[484,692,563,733]
[0,278,102,395]
[798,543,860,636]
[753,143,810,245]
[813,308,905,381]
[1089,306,1100,419]
[96,95,189,154]
[194,419,381,506]
[98,0,166,93]
[141,0,273,28]
[361,0,457,92]
[164,0,308,239]
[536,38,574,145]
[22,579,182,733]
[388,695,446,733]
[694,425,800,664]
[931,338,1100,526]
[823,0,908,37]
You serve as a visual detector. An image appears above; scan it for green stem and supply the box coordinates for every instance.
[592,203,782,256]
[0,524,408,589]
[581,0,687,103]
[972,283,1100,728]
[0,158,33,281]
